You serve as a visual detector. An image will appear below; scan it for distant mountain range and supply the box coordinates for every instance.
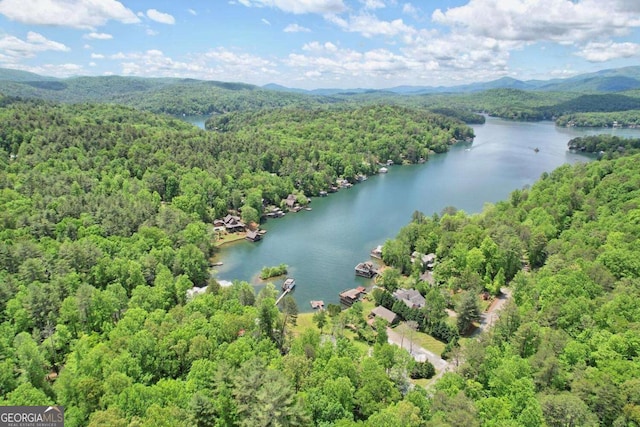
[0,66,640,99]
[264,66,640,95]
[1,65,640,118]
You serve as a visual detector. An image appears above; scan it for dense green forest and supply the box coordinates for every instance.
[0,75,335,116]
[379,154,640,426]
[206,105,474,175]
[3,68,640,125]
[2,92,640,425]
[417,90,640,122]
[567,135,640,157]
[2,66,640,426]
[556,110,640,128]
[0,96,476,425]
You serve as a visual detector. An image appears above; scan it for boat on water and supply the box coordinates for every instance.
[282,277,296,291]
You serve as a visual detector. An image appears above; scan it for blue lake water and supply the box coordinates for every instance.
[203,117,640,311]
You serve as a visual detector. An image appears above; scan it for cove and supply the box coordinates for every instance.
[214,117,640,311]
[182,115,208,130]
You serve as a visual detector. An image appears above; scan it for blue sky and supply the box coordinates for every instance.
[0,0,639,89]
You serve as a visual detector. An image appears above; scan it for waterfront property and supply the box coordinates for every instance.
[393,288,426,309]
[265,207,285,218]
[370,245,383,259]
[283,277,296,291]
[215,117,628,311]
[246,229,261,242]
[369,306,398,325]
[275,278,296,305]
[339,286,366,306]
[411,252,436,270]
[219,214,245,232]
[310,300,325,310]
[285,194,297,209]
[355,261,378,278]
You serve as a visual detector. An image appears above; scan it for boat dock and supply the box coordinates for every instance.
[275,278,296,305]
[355,261,378,278]
[275,288,291,305]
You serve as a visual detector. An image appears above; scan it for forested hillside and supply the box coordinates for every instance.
[556,110,640,128]
[380,154,640,426]
[0,97,478,425]
[2,83,640,426]
[0,74,333,116]
[3,68,640,124]
[207,105,474,173]
[568,135,640,157]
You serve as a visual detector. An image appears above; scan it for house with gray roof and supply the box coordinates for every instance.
[393,288,426,309]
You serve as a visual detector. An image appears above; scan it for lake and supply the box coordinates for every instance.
[209,117,640,311]
[183,115,208,130]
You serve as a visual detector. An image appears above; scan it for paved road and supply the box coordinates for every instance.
[385,288,513,375]
[386,327,449,372]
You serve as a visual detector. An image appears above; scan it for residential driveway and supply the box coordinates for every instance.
[473,287,513,336]
[386,327,449,372]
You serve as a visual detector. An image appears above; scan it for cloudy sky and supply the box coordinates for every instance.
[0,0,639,89]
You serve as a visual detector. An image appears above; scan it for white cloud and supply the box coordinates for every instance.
[302,41,338,53]
[0,0,139,29]
[109,47,278,83]
[402,3,418,19]
[89,61,96,66]
[238,0,346,14]
[285,43,418,85]
[329,13,416,38]
[577,41,640,62]
[402,30,513,72]
[360,0,385,9]
[262,18,271,25]
[432,0,640,45]
[187,8,197,15]
[205,47,275,68]
[284,23,311,32]
[91,53,104,59]
[83,32,113,40]
[147,9,175,25]
[5,62,83,77]
[117,49,190,76]
[612,0,640,13]
[146,29,159,36]
[0,31,69,60]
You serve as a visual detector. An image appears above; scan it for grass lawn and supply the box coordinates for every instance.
[291,312,317,336]
[360,296,376,313]
[291,310,372,356]
[393,322,446,356]
[215,232,247,246]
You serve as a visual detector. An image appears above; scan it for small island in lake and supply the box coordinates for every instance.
[260,263,288,280]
